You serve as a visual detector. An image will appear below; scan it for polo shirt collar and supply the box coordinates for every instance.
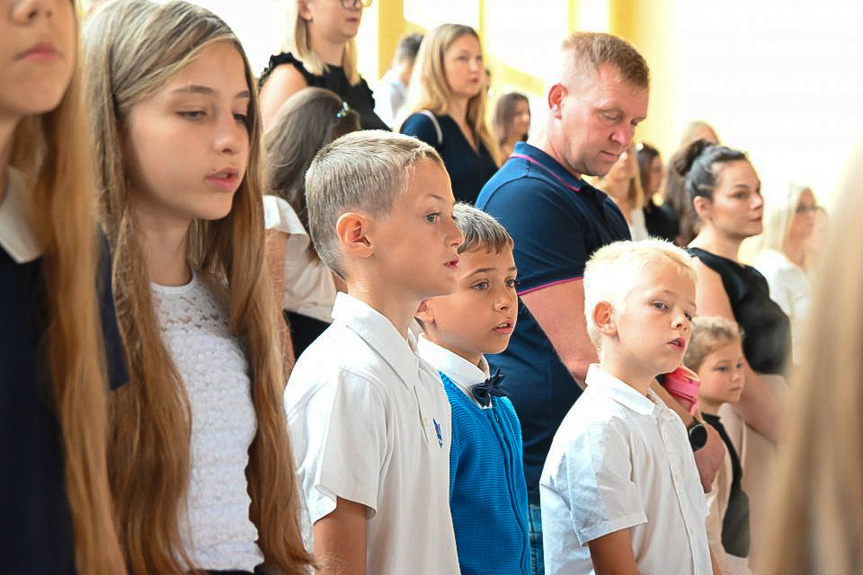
[0,167,41,263]
[417,335,490,406]
[331,292,421,386]
[512,142,588,192]
[586,364,657,416]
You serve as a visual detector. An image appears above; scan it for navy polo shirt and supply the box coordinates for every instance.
[400,112,499,205]
[476,142,630,503]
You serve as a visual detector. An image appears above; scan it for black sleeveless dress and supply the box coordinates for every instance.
[259,52,389,131]
[688,247,791,375]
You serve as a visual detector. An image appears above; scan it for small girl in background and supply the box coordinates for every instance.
[684,317,751,575]
[83,1,311,573]
[493,91,531,159]
[264,87,359,355]
[1,1,125,572]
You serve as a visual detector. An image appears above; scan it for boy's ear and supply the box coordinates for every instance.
[593,301,617,338]
[336,212,373,259]
[415,300,436,326]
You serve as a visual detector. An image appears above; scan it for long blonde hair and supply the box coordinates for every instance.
[9,1,125,572]
[759,142,863,574]
[398,23,500,165]
[757,183,814,263]
[83,1,311,573]
[289,0,360,84]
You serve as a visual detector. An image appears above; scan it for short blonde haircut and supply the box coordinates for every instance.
[453,203,513,255]
[288,0,360,84]
[683,316,744,372]
[583,239,696,347]
[306,130,444,278]
[561,31,650,90]
[757,182,815,263]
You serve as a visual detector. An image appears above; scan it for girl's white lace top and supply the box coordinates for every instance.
[152,272,262,571]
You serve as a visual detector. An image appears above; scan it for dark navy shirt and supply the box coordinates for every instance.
[1,236,127,573]
[476,142,630,503]
[400,112,499,205]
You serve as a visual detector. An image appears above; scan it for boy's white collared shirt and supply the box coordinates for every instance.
[285,292,460,575]
[540,364,711,575]
[0,168,41,263]
[416,335,491,409]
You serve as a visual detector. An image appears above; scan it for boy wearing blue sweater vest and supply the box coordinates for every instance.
[416,203,530,575]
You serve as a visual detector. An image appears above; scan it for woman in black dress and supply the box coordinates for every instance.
[678,139,791,561]
[258,0,387,131]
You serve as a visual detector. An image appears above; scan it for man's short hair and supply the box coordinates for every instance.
[453,203,513,255]
[561,31,650,90]
[306,130,443,278]
[583,239,695,347]
[395,33,423,64]
[684,317,744,373]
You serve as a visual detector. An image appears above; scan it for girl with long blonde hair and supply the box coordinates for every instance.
[597,141,648,240]
[753,183,819,364]
[398,23,500,205]
[1,0,125,572]
[258,0,386,130]
[83,1,312,572]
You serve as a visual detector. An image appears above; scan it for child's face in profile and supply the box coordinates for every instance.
[613,261,696,378]
[369,159,464,301]
[696,340,745,413]
[418,246,517,367]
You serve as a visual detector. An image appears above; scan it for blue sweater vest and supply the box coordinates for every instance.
[440,371,531,575]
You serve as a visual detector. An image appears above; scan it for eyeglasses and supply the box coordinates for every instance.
[340,0,372,8]
[795,204,820,214]
[335,101,350,120]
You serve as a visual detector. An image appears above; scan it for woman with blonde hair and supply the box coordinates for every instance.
[83,1,312,572]
[753,183,819,364]
[493,91,531,159]
[760,142,863,575]
[258,0,386,130]
[666,121,721,245]
[399,23,500,204]
[1,1,125,572]
[597,141,648,240]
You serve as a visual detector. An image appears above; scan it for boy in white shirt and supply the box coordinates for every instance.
[540,239,717,574]
[285,131,464,575]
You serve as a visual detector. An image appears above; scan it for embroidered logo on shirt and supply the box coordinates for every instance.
[433,418,444,448]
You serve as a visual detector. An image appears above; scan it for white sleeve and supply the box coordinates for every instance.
[293,370,390,525]
[554,420,647,545]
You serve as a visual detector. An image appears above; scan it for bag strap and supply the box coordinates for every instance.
[419,110,443,147]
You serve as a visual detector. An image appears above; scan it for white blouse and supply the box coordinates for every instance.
[152,272,262,571]
[753,248,812,364]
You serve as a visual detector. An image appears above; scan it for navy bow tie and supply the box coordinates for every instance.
[470,369,507,407]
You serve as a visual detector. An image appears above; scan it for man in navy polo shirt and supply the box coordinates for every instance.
[477,32,722,575]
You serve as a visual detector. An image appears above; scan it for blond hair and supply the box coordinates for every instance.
[757,183,815,265]
[583,239,696,347]
[398,23,500,165]
[683,316,744,373]
[8,1,125,571]
[561,31,650,90]
[306,130,443,278]
[83,1,311,572]
[759,141,863,575]
[289,0,360,84]
[453,202,513,255]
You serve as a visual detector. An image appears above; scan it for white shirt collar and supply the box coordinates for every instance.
[0,167,42,263]
[586,364,658,416]
[417,335,491,408]
[331,292,421,388]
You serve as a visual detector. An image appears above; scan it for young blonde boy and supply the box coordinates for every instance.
[540,240,715,574]
[284,131,464,575]
[415,204,530,575]
[685,317,751,575]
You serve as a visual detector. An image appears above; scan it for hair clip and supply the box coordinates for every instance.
[335,101,350,120]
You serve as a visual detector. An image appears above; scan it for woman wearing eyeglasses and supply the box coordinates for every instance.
[753,184,820,365]
[258,0,388,131]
